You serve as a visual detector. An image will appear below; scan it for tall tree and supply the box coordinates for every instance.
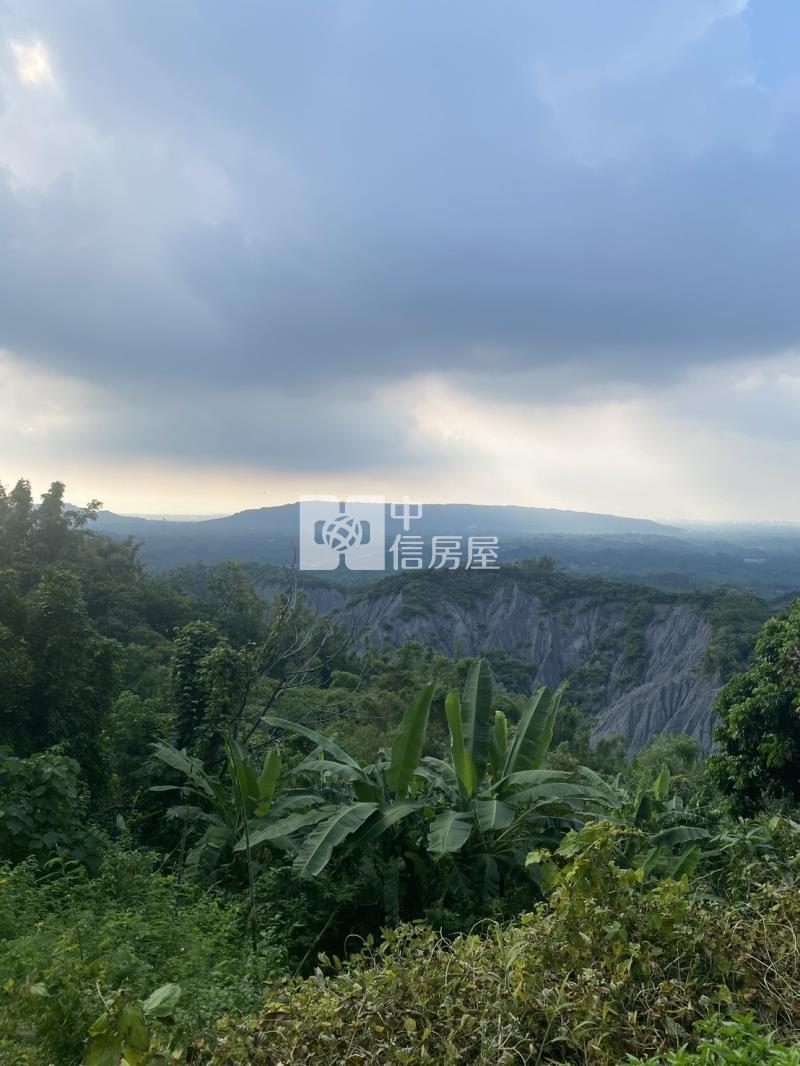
[0,479,34,574]
[0,479,100,581]
[171,621,247,759]
[24,567,114,796]
[206,561,266,645]
[709,601,800,814]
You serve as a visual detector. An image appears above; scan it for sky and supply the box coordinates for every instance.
[2,0,800,519]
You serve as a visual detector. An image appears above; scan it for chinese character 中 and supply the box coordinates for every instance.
[389,497,424,532]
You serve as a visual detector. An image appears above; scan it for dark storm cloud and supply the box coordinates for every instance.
[2,0,800,409]
[92,380,425,471]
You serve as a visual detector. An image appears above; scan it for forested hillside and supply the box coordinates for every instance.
[2,479,800,1064]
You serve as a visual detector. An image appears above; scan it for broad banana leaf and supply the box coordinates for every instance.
[636,846,661,877]
[263,716,362,771]
[427,809,473,857]
[292,755,364,782]
[234,808,333,851]
[226,735,259,807]
[342,800,426,857]
[151,743,215,798]
[258,751,282,800]
[668,844,702,880]
[416,757,460,803]
[651,765,670,801]
[494,768,573,795]
[353,779,383,803]
[508,780,600,808]
[166,805,224,825]
[293,803,378,879]
[633,788,654,825]
[577,765,625,807]
[489,711,509,780]
[502,683,565,777]
[446,690,477,801]
[460,659,493,780]
[387,681,436,796]
[473,798,515,832]
[474,853,500,903]
[649,825,710,848]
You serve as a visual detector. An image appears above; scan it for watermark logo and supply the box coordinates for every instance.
[299,496,500,571]
[299,496,385,571]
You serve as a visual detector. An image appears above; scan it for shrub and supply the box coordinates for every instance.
[0,747,104,869]
[0,847,286,1064]
[627,1014,800,1064]
[206,848,800,1065]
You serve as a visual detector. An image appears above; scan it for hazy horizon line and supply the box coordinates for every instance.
[105,503,800,529]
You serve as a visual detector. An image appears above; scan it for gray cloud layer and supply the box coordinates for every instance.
[2,0,800,489]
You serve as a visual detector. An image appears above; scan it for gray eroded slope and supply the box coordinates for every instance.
[280,567,739,752]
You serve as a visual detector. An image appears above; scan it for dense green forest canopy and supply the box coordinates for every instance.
[2,478,800,1064]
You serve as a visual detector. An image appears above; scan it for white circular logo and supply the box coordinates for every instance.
[321,513,364,552]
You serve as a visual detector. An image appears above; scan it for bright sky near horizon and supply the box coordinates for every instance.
[3,1,800,519]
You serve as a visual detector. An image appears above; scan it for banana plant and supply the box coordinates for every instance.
[152,734,292,947]
[551,763,711,882]
[421,663,599,906]
[151,735,284,881]
[261,662,595,901]
[258,681,437,880]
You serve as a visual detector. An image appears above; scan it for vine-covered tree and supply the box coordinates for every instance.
[172,621,229,753]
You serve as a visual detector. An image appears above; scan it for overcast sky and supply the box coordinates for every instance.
[2,0,800,518]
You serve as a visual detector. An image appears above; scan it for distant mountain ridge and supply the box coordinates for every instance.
[217,502,680,535]
[95,501,680,536]
[88,503,800,597]
[90,501,685,572]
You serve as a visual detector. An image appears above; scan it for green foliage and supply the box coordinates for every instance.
[549,765,711,885]
[627,1015,800,1065]
[11,566,115,796]
[386,681,435,796]
[444,689,477,799]
[293,803,378,879]
[204,561,267,645]
[0,748,103,869]
[480,645,538,692]
[172,621,231,756]
[700,813,800,900]
[630,733,706,800]
[4,477,800,1066]
[618,600,655,685]
[0,478,205,813]
[709,599,800,814]
[253,666,587,929]
[459,659,492,780]
[502,682,564,776]
[104,691,173,805]
[0,848,285,1065]
[695,588,771,677]
[82,982,181,1066]
[209,867,800,1065]
[548,698,629,776]
[151,736,284,885]
[252,862,386,972]
[0,479,100,581]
